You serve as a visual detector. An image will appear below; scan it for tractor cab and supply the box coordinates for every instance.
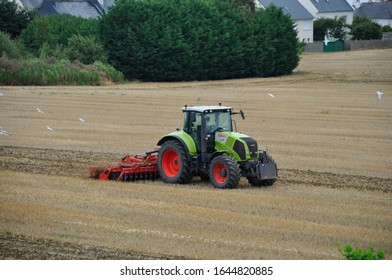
[182,105,233,153]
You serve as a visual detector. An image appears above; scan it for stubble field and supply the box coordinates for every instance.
[0,49,391,259]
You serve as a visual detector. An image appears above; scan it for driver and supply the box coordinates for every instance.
[206,116,214,134]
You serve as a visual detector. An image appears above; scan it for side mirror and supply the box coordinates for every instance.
[240,110,245,120]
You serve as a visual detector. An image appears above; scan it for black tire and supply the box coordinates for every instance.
[247,176,276,187]
[158,140,191,184]
[209,155,241,189]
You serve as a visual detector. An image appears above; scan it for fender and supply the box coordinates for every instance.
[207,150,227,163]
[157,130,197,156]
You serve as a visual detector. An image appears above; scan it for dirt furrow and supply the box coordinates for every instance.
[0,232,184,260]
[1,146,391,192]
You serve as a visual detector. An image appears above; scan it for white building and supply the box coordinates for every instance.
[258,0,315,43]
[299,0,355,24]
[347,0,386,10]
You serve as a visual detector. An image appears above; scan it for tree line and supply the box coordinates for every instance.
[5,0,388,84]
[314,16,392,42]
[99,0,299,81]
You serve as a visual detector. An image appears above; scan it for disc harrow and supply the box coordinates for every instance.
[89,149,159,182]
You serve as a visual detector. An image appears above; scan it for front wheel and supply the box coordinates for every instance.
[158,140,191,184]
[209,155,241,189]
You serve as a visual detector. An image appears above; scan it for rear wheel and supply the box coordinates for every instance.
[209,155,241,189]
[158,140,191,184]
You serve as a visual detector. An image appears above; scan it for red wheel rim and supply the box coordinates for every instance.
[162,149,180,177]
[213,163,227,184]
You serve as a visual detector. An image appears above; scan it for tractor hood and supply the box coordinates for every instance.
[214,131,258,162]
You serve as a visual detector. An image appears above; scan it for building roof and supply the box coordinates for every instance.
[310,0,354,13]
[258,0,314,20]
[18,0,43,9]
[39,0,104,18]
[355,2,392,20]
[102,0,115,11]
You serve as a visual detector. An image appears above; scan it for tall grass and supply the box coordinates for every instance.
[0,57,125,85]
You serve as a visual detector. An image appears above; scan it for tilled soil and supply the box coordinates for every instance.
[0,232,184,260]
[1,146,391,193]
[1,49,391,259]
[1,146,391,260]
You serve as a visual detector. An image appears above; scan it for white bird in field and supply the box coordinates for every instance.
[37,107,45,114]
[376,90,383,100]
[79,117,85,123]
[268,93,276,98]
[323,35,330,46]
[0,92,4,97]
[0,127,10,136]
[46,126,53,132]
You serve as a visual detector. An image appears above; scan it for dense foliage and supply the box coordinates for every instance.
[1,0,301,84]
[220,0,256,13]
[100,0,299,81]
[0,57,124,85]
[1,13,122,85]
[313,17,348,41]
[381,25,392,32]
[65,35,107,65]
[0,0,36,38]
[340,244,385,260]
[0,31,23,58]
[20,14,99,55]
[350,16,382,40]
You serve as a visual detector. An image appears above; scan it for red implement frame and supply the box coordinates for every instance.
[89,149,159,182]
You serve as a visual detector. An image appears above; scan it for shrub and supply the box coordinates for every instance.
[0,31,22,58]
[261,4,299,77]
[350,16,382,40]
[0,57,124,85]
[93,61,125,83]
[314,17,348,41]
[100,0,300,81]
[38,42,67,60]
[0,0,36,38]
[381,25,392,33]
[340,244,385,260]
[65,35,107,64]
[20,14,99,55]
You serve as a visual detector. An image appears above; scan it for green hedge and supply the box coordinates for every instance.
[340,244,385,260]
[20,14,99,54]
[0,31,22,59]
[0,58,125,85]
[100,0,299,81]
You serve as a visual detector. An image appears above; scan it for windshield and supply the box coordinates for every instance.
[205,111,232,133]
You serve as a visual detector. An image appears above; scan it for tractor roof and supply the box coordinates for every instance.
[182,105,232,113]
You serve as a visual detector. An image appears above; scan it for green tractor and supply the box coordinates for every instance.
[157,105,277,188]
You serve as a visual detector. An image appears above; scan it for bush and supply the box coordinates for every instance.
[65,35,107,64]
[20,14,99,55]
[0,31,22,59]
[340,244,385,260]
[381,25,392,33]
[100,0,299,81]
[261,5,299,77]
[93,61,125,83]
[38,42,67,60]
[0,57,124,85]
[314,17,348,41]
[0,0,36,38]
[350,16,382,40]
